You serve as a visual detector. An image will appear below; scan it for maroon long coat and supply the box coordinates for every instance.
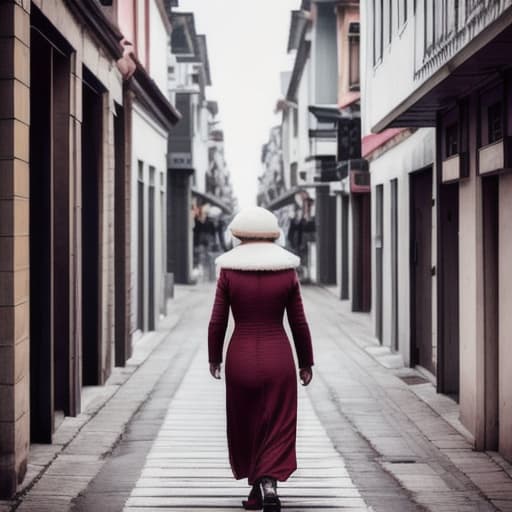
[208,268,314,485]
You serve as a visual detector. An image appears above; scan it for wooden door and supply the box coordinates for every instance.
[316,187,337,285]
[114,100,131,366]
[439,183,460,397]
[390,179,399,351]
[352,193,371,312]
[375,185,384,343]
[340,195,349,300]
[137,169,145,331]
[81,69,103,385]
[148,171,156,331]
[410,168,434,374]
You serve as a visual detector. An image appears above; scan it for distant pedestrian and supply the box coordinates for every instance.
[208,206,314,512]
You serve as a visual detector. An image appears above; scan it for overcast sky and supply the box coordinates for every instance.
[177,0,300,209]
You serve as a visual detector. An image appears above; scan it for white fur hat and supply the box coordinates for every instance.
[229,206,280,239]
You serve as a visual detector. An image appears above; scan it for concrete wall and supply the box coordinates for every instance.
[458,93,484,442]
[361,0,417,133]
[369,129,435,365]
[499,173,512,460]
[131,105,168,337]
[458,165,483,441]
[149,0,169,95]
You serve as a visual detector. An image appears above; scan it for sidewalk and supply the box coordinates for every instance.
[306,285,512,512]
[4,283,512,512]
[0,286,199,512]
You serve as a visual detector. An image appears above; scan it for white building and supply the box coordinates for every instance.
[362,1,512,462]
[361,1,436,369]
[118,0,180,338]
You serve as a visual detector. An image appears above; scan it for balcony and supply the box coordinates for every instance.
[415,0,509,83]
[376,1,512,131]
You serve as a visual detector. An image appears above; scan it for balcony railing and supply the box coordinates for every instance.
[414,0,510,82]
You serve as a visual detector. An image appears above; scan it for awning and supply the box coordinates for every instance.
[192,189,232,215]
[362,129,405,158]
[308,104,359,122]
[266,187,310,211]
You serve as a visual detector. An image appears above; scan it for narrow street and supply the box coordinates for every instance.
[3,1,512,510]
[55,285,510,512]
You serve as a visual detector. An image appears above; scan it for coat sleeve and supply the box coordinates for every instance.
[208,269,230,364]
[286,271,314,369]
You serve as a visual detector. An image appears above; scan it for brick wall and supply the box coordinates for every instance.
[0,0,31,498]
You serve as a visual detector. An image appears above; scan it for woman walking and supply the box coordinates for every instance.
[208,207,314,512]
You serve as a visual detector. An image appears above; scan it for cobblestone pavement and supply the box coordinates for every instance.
[7,283,512,511]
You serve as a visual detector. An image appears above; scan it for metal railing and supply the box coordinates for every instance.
[415,0,507,81]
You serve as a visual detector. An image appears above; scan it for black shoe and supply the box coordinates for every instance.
[242,484,263,510]
[262,495,281,512]
[260,477,281,512]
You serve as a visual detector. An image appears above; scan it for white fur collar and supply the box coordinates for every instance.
[215,242,300,271]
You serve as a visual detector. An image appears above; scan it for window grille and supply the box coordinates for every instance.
[488,102,503,144]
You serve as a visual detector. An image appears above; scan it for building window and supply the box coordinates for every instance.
[447,0,459,35]
[293,107,298,138]
[138,160,144,182]
[388,0,393,44]
[488,102,503,143]
[424,0,435,53]
[399,0,408,27]
[290,162,298,187]
[373,0,383,64]
[348,23,360,90]
[445,123,458,157]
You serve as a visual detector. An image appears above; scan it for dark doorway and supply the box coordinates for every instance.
[114,101,130,366]
[160,188,166,315]
[340,195,349,300]
[29,30,53,443]
[316,187,337,285]
[148,168,156,331]
[375,185,384,342]
[29,16,74,442]
[137,162,145,331]
[52,46,72,419]
[81,67,104,386]
[390,179,399,351]
[351,192,371,312]
[482,176,499,450]
[167,169,193,284]
[438,183,460,397]
[410,167,433,374]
